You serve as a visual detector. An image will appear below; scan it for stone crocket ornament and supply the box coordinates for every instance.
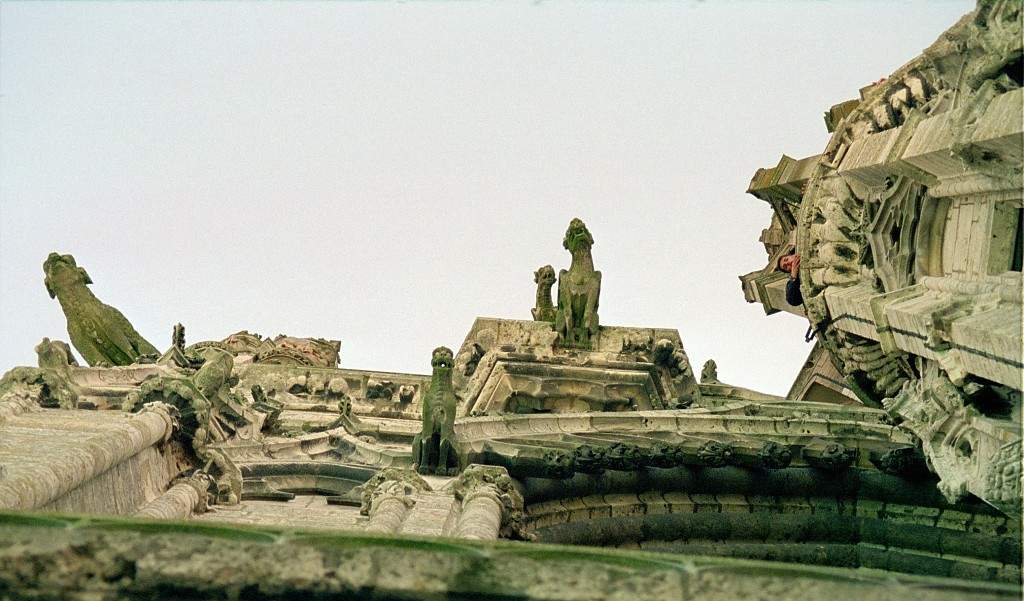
[555,218,601,349]
[412,346,459,475]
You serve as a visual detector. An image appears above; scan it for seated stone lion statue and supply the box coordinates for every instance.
[412,346,459,475]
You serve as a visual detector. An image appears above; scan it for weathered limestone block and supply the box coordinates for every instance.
[0,402,175,510]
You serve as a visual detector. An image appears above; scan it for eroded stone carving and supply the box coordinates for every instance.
[44,253,159,367]
[698,441,734,467]
[366,379,395,401]
[700,359,721,384]
[256,335,340,368]
[126,347,280,503]
[412,347,458,475]
[531,265,557,322]
[885,364,1022,515]
[452,464,528,540]
[758,441,794,469]
[461,343,486,378]
[555,219,601,349]
[359,467,432,516]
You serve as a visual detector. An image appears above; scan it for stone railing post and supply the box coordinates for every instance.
[359,468,431,534]
[451,465,527,540]
[134,472,212,520]
[0,402,176,510]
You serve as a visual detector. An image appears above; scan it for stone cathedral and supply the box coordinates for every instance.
[1,3,1021,600]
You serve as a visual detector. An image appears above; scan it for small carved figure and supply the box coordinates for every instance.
[35,338,78,369]
[700,359,721,384]
[652,339,690,378]
[412,347,459,475]
[366,379,395,401]
[462,343,485,377]
[43,253,159,366]
[398,384,415,404]
[555,219,601,348]
[531,265,557,322]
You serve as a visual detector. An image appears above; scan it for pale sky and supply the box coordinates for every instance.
[0,1,973,396]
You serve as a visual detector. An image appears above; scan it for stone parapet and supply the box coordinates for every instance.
[0,402,176,510]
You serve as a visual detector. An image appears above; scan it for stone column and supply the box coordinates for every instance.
[359,468,431,534]
[0,402,176,510]
[134,473,211,520]
[451,465,527,541]
[453,487,504,540]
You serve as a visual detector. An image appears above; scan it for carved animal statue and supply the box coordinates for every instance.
[555,219,601,348]
[43,253,158,366]
[412,346,459,475]
[531,265,556,322]
[701,359,721,384]
[35,338,78,369]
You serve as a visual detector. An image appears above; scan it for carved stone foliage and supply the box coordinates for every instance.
[43,253,159,367]
[885,364,1021,516]
[461,343,485,378]
[125,347,281,504]
[358,468,431,516]
[758,441,793,469]
[452,464,527,540]
[256,335,340,368]
[186,332,341,368]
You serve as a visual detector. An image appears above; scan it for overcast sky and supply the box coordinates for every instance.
[0,1,972,395]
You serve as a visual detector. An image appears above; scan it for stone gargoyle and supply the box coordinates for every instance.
[555,218,601,349]
[43,253,158,366]
[412,346,459,475]
[531,265,556,322]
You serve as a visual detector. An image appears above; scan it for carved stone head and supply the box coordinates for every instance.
[534,265,555,286]
[43,253,92,299]
[562,218,594,253]
[431,346,454,370]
